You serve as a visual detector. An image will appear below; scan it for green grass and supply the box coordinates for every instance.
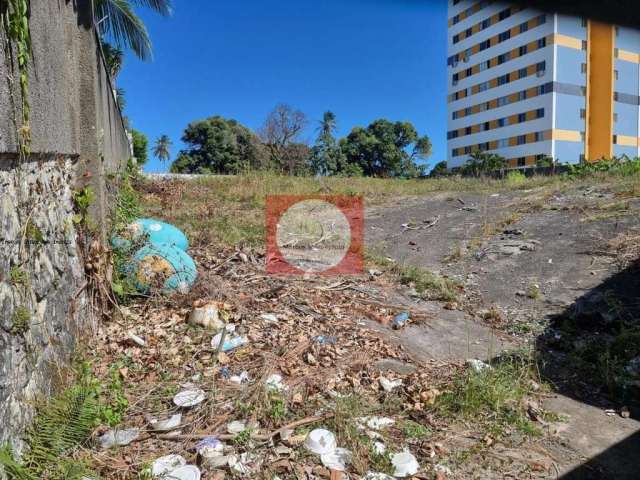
[395,264,459,301]
[399,419,431,440]
[435,352,541,437]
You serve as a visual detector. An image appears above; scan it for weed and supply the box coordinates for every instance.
[527,283,541,300]
[9,266,28,286]
[394,264,459,302]
[505,170,527,185]
[12,306,30,334]
[72,187,95,225]
[25,220,44,243]
[0,365,102,480]
[232,428,254,446]
[435,352,540,437]
[399,419,431,440]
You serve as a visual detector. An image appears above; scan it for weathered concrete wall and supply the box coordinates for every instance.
[0,0,130,452]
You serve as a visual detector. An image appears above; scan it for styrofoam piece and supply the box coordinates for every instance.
[304,429,337,455]
[391,451,419,478]
[320,447,352,471]
[149,413,182,431]
[151,454,186,477]
[173,388,205,408]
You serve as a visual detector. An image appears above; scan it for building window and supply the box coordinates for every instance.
[520,22,529,33]
[580,108,586,119]
[497,118,505,127]
[466,67,472,76]
[518,113,526,123]
[536,61,546,72]
[581,63,587,73]
[453,14,460,25]
[519,67,527,78]
[613,134,618,144]
[498,96,508,107]
[517,157,526,167]
[582,40,587,50]
[614,70,619,80]
[579,153,585,162]
[465,107,473,115]
[498,138,509,148]
[536,108,544,118]
[537,14,546,24]
[466,27,472,37]
[479,81,488,92]
[614,113,618,122]
[453,34,460,44]
[519,45,528,56]
[498,31,511,42]
[581,17,587,27]
[452,73,459,85]
[534,131,543,141]
[480,39,491,51]
[453,111,459,120]
[465,126,472,135]
[464,146,472,154]
[452,149,457,157]
[484,121,490,131]
[538,37,547,48]
[518,90,527,101]
[517,135,526,145]
[498,73,509,85]
[499,8,511,20]
[614,92,619,101]
[481,18,491,29]
[498,53,509,64]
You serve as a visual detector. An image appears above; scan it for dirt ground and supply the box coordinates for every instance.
[76,177,640,480]
[367,181,640,478]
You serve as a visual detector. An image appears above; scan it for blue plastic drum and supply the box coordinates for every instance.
[128,243,197,294]
[112,218,189,252]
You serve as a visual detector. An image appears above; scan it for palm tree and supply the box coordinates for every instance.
[94,0,172,61]
[153,135,172,163]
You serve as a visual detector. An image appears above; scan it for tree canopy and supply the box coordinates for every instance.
[170,116,263,174]
[131,129,148,165]
[339,119,431,177]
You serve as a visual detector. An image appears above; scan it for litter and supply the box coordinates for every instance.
[466,359,492,373]
[211,326,248,352]
[391,451,420,477]
[434,464,453,476]
[189,302,225,331]
[228,453,254,475]
[227,420,246,434]
[151,454,186,477]
[304,429,337,455]
[373,442,386,455]
[173,388,206,408]
[149,413,182,431]
[357,416,395,431]
[265,373,288,392]
[260,313,278,323]
[320,447,352,471]
[196,437,226,468]
[379,377,403,392]
[127,243,197,294]
[164,465,201,480]
[98,428,139,449]
[363,473,394,480]
[392,312,410,330]
[313,335,338,345]
[229,371,250,384]
[127,331,146,347]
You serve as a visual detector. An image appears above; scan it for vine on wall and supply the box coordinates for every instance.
[1,0,32,152]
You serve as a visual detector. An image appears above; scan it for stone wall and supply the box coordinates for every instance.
[0,0,130,451]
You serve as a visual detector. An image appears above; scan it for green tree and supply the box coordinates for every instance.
[101,41,123,78]
[339,119,431,177]
[95,0,172,61]
[131,129,148,165]
[310,111,346,176]
[170,116,263,174]
[152,134,172,164]
[462,151,506,177]
[429,160,448,177]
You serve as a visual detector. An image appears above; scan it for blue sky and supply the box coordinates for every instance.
[118,0,448,173]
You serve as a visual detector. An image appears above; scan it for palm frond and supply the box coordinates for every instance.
[96,0,153,61]
[129,0,172,16]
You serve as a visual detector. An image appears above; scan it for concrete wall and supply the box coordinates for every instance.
[0,0,130,453]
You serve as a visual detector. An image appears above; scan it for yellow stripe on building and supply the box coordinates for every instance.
[618,49,640,63]
[551,129,582,142]
[616,135,640,147]
[553,34,583,50]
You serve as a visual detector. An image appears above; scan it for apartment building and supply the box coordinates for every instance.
[446,0,640,169]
